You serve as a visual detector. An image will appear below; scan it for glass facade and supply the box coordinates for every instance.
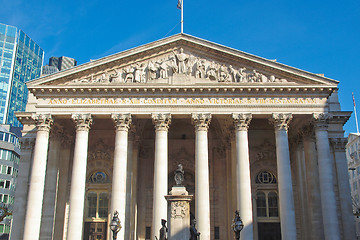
[0,23,44,127]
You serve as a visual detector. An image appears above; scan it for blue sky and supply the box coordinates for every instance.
[0,0,359,135]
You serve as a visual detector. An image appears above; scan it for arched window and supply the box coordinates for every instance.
[255,171,277,184]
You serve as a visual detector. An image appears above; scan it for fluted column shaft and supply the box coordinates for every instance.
[111,113,132,240]
[313,113,340,240]
[192,113,211,240]
[152,113,171,239]
[66,114,93,240]
[270,113,297,240]
[23,114,53,240]
[232,113,253,240]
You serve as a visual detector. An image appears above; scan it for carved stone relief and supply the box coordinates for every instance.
[66,48,290,85]
[170,201,189,218]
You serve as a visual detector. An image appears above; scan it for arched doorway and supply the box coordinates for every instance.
[83,171,111,240]
[254,171,281,240]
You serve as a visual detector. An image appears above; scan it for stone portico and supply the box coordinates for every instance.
[11,34,354,240]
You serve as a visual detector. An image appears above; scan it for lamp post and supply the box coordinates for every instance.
[232,210,244,240]
[109,211,121,240]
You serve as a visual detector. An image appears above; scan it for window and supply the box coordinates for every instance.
[214,226,220,239]
[255,171,277,184]
[256,191,279,218]
[86,192,108,219]
[145,227,151,240]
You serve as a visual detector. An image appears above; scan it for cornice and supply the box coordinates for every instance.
[29,85,336,98]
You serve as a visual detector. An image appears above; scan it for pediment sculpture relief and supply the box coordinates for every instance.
[67,48,289,85]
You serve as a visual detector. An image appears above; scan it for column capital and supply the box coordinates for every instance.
[111,113,132,131]
[232,113,252,131]
[269,113,292,131]
[313,113,329,131]
[71,114,93,131]
[152,113,171,131]
[32,114,53,132]
[191,113,212,131]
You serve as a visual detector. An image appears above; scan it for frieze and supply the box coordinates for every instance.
[170,201,189,219]
[46,97,325,106]
[65,48,290,85]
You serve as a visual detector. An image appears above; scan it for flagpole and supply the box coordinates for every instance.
[353,92,359,133]
[181,0,184,33]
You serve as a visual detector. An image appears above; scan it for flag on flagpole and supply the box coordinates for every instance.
[177,0,182,9]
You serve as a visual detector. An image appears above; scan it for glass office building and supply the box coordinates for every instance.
[0,23,44,127]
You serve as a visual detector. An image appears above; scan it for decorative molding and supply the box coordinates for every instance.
[111,113,132,131]
[269,113,292,131]
[32,113,53,132]
[87,139,113,162]
[232,113,252,131]
[20,138,35,150]
[170,201,189,219]
[312,113,329,131]
[191,113,211,131]
[251,139,276,163]
[330,138,347,151]
[152,113,171,131]
[71,113,93,131]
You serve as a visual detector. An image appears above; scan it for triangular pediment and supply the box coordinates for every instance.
[28,34,338,88]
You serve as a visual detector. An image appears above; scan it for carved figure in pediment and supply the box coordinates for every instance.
[239,67,247,82]
[158,60,169,79]
[123,66,135,83]
[109,69,122,83]
[172,48,189,74]
[195,59,206,78]
[219,64,230,82]
[229,65,239,82]
[249,70,261,82]
[168,55,178,74]
[148,61,158,80]
[206,61,218,81]
[98,73,108,83]
[134,63,145,83]
[260,73,268,83]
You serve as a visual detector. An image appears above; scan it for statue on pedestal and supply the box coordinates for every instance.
[174,164,184,186]
[159,219,168,240]
[189,218,200,240]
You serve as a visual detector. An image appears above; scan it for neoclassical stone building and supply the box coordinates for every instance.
[11,34,354,240]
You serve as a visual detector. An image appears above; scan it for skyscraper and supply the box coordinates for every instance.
[0,23,44,127]
[49,56,77,71]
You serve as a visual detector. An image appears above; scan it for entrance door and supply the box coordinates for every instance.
[83,222,108,240]
[258,223,281,240]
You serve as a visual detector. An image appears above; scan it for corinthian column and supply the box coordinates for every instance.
[269,113,297,240]
[66,114,93,240]
[191,113,211,240]
[152,113,171,239]
[232,113,253,240]
[111,113,132,240]
[313,113,340,240]
[23,114,53,240]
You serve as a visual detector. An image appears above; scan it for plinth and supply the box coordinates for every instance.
[165,186,193,240]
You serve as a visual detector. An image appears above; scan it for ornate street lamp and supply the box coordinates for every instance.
[232,210,244,240]
[109,211,121,240]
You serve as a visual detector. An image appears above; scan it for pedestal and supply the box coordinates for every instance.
[165,187,193,240]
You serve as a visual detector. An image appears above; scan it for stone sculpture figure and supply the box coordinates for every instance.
[239,67,247,82]
[159,61,169,78]
[229,65,240,82]
[173,48,189,74]
[189,218,200,240]
[159,219,168,240]
[124,66,135,83]
[207,61,218,81]
[134,63,144,83]
[219,64,230,82]
[148,61,158,80]
[195,59,206,78]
